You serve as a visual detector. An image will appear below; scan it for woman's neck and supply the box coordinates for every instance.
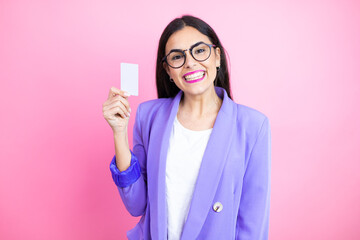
[178,87,222,119]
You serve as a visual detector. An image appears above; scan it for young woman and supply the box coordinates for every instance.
[103,15,271,240]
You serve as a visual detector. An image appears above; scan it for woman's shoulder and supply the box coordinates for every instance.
[219,87,268,124]
[135,97,174,120]
[234,103,269,129]
[237,104,267,120]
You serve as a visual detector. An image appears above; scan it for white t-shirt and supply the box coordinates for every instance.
[165,116,213,240]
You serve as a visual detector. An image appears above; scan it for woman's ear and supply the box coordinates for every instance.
[163,62,170,76]
[215,47,221,68]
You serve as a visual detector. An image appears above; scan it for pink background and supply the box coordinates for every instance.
[1,0,360,239]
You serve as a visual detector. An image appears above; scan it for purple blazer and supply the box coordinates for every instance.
[110,87,271,240]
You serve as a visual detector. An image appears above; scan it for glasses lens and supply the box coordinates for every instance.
[167,51,185,68]
[191,43,211,62]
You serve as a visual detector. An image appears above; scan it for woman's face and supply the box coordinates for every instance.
[164,26,221,97]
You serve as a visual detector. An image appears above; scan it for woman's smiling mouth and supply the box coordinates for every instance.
[183,70,205,83]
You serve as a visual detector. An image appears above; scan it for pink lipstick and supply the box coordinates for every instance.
[183,70,206,83]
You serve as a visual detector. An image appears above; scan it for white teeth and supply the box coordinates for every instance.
[184,72,205,81]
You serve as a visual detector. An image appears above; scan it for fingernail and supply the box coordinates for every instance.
[124,92,131,97]
[127,112,131,117]
[129,108,131,113]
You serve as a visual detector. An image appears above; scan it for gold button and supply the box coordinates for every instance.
[213,202,223,212]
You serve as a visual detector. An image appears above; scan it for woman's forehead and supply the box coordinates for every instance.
[165,26,211,51]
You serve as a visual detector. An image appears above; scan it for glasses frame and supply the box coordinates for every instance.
[162,41,216,69]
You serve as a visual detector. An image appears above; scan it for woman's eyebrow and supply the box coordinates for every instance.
[168,48,183,54]
[168,41,204,53]
[190,41,204,48]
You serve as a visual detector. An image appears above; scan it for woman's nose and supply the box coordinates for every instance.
[183,50,197,68]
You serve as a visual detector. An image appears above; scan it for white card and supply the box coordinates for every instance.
[120,63,138,96]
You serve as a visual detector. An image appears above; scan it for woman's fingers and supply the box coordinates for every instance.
[107,107,127,119]
[103,87,132,133]
[112,95,131,111]
[103,88,131,121]
[108,87,131,99]
[103,95,131,114]
[108,104,130,118]
[103,104,128,119]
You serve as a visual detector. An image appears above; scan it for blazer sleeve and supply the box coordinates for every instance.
[109,105,148,217]
[236,117,271,240]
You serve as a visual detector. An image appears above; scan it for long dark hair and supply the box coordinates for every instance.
[156,15,232,99]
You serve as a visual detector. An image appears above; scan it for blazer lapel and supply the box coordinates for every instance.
[147,92,182,239]
[181,87,237,239]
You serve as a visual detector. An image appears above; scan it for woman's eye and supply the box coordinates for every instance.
[195,48,205,54]
[171,54,183,61]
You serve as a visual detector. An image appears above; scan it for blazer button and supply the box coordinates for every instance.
[213,202,223,213]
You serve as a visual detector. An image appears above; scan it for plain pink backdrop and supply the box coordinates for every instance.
[1,0,359,239]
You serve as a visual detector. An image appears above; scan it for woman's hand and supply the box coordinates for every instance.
[102,87,131,134]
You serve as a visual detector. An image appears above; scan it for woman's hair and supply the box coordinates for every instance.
[156,15,232,99]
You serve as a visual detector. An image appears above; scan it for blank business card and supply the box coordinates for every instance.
[120,63,138,96]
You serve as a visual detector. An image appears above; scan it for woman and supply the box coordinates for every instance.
[103,15,271,240]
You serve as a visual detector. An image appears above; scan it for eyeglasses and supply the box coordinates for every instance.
[162,41,216,69]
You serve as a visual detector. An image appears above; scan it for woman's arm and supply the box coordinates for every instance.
[236,117,271,240]
[109,102,148,217]
[103,87,132,171]
[113,131,131,171]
